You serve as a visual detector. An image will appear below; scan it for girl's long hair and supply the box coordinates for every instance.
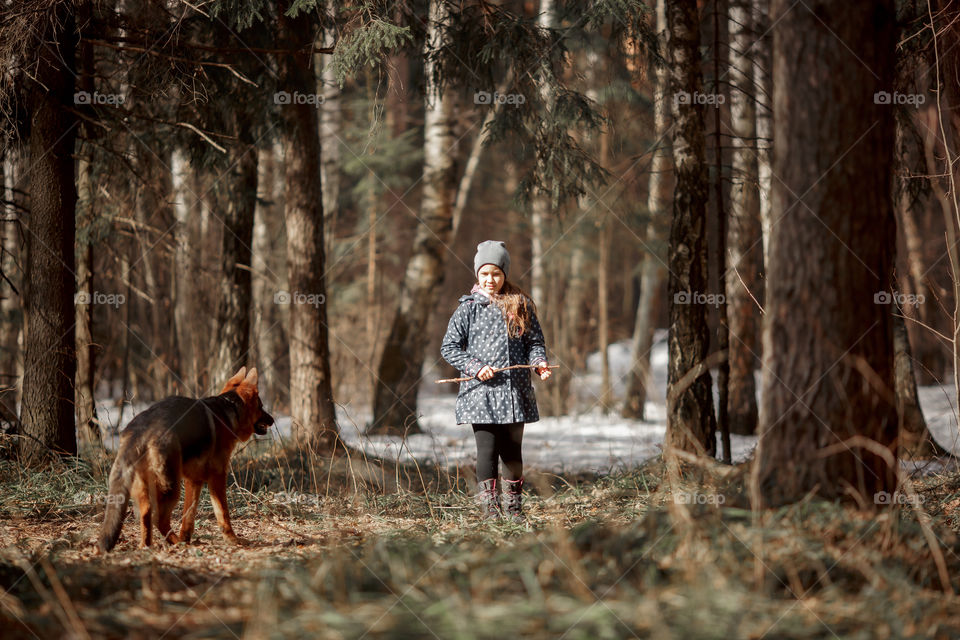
[493,279,537,338]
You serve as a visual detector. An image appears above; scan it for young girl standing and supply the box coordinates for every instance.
[440,241,552,521]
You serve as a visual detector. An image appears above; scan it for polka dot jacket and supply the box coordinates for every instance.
[440,289,548,425]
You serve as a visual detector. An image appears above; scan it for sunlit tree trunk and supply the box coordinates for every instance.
[753,0,773,267]
[725,0,763,435]
[528,0,555,309]
[371,0,456,434]
[171,149,199,394]
[276,1,339,449]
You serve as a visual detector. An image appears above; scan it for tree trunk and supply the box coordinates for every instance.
[711,0,731,461]
[251,142,288,409]
[129,148,169,401]
[171,149,199,394]
[213,122,258,385]
[753,0,898,507]
[598,215,612,411]
[596,114,613,412]
[528,0,555,310]
[665,0,716,456]
[370,0,457,434]
[551,241,586,415]
[0,148,24,428]
[319,12,341,261]
[892,105,945,458]
[896,119,939,385]
[276,2,339,450]
[753,0,773,267]
[75,147,100,451]
[725,0,763,436]
[20,5,79,463]
[623,0,671,420]
[894,307,947,459]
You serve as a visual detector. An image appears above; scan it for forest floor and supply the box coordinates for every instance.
[3,442,960,639]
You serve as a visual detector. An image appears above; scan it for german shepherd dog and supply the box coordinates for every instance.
[98,367,274,552]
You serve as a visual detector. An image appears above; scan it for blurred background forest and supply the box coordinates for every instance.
[1,0,959,471]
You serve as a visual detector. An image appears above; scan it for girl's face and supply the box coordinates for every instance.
[477,264,505,295]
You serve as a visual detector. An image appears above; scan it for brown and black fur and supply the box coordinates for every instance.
[98,367,274,552]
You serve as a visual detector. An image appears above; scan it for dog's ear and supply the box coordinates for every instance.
[221,367,248,392]
[243,367,259,389]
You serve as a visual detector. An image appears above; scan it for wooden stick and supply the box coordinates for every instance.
[435,364,559,384]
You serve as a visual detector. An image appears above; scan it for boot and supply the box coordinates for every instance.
[502,477,525,522]
[476,478,501,520]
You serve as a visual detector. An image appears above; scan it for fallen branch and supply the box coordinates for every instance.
[435,364,559,384]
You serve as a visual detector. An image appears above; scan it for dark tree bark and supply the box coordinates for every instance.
[754,0,898,506]
[370,0,456,435]
[665,0,716,456]
[20,4,79,463]
[711,0,731,461]
[726,0,763,435]
[276,2,339,450]
[213,118,258,385]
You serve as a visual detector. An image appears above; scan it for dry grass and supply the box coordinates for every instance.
[1,440,960,638]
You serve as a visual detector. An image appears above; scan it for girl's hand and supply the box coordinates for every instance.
[477,365,495,381]
[536,363,552,381]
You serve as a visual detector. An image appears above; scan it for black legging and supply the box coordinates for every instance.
[472,422,524,482]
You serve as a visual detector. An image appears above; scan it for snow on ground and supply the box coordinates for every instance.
[94,332,960,475]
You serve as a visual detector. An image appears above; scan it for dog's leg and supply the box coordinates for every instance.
[157,487,181,545]
[208,473,240,545]
[135,477,152,548]
[178,479,202,543]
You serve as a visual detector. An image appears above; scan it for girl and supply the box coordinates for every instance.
[440,240,552,521]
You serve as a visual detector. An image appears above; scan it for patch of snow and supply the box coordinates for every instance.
[89,336,960,476]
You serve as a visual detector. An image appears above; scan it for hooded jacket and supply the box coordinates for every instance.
[440,288,547,424]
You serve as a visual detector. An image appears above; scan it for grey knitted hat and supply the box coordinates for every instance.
[474,240,510,277]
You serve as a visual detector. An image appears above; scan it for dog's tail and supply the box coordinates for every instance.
[97,451,136,553]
